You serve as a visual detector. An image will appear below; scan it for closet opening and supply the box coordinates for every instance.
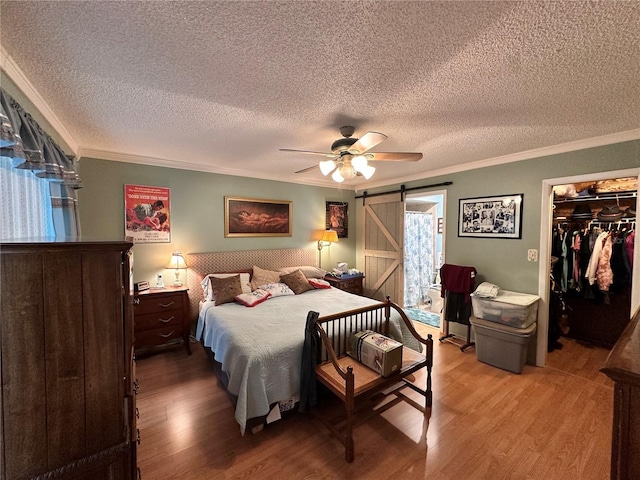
[403,191,445,330]
[549,177,637,353]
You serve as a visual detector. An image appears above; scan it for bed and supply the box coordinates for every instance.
[188,248,421,434]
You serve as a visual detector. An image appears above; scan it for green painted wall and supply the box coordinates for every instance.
[358,140,639,297]
[78,158,356,283]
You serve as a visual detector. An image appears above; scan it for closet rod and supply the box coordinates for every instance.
[356,181,453,204]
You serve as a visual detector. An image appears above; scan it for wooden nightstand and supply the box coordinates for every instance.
[324,274,365,296]
[134,287,191,355]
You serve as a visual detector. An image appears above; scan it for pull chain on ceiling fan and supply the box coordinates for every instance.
[280,126,422,183]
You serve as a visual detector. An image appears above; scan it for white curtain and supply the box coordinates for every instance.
[404,211,434,307]
[0,158,53,239]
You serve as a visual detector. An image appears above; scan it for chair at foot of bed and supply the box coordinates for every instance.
[307,297,433,463]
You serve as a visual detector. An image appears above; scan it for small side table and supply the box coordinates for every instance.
[133,287,191,355]
[324,274,365,296]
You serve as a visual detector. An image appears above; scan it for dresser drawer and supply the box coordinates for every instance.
[135,310,182,331]
[135,292,184,315]
[135,325,183,349]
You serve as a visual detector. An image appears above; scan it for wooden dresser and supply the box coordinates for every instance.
[134,287,191,355]
[601,306,640,480]
[0,239,137,480]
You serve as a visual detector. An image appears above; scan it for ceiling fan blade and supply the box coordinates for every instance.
[368,152,423,162]
[347,132,387,154]
[294,164,320,174]
[280,148,336,158]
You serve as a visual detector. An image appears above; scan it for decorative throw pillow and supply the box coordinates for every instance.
[210,275,243,306]
[235,288,271,307]
[308,278,332,289]
[202,273,251,301]
[278,265,327,279]
[280,269,314,295]
[260,282,295,297]
[251,265,281,290]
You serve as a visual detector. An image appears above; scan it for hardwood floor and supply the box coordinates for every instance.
[135,324,613,479]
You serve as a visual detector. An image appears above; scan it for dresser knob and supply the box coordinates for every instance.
[133,298,140,305]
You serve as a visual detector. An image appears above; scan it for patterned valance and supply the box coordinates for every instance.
[0,88,81,189]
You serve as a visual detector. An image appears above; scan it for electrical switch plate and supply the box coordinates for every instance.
[527,249,538,262]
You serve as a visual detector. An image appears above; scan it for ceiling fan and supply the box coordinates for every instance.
[279,126,423,182]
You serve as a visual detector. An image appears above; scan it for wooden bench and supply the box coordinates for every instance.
[307,298,433,462]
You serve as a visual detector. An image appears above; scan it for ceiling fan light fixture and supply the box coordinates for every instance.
[339,164,356,180]
[331,169,345,183]
[319,159,336,176]
[359,164,376,180]
[351,155,368,171]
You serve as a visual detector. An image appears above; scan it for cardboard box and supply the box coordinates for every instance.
[348,330,403,377]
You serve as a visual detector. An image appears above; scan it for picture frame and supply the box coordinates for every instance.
[458,194,523,239]
[326,201,348,238]
[225,196,292,237]
[124,184,171,243]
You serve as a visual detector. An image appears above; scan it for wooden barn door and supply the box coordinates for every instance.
[362,193,405,304]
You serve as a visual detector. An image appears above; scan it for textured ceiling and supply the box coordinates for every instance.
[1,1,639,189]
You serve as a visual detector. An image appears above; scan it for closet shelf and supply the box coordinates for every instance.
[554,190,637,204]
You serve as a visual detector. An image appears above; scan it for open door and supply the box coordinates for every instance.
[361,193,405,303]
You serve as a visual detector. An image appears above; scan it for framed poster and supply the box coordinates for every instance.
[124,184,171,243]
[326,201,348,238]
[458,194,523,239]
[225,196,292,237]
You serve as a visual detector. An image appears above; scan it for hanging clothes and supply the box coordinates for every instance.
[585,231,608,287]
[595,233,613,292]
[440,264,477,326]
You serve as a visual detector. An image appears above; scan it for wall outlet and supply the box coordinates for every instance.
[527,249,538,262]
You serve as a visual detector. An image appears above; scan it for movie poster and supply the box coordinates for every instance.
[124,184,171,243]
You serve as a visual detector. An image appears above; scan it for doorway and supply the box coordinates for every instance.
[537,169,639,366]
[403,192,445,329]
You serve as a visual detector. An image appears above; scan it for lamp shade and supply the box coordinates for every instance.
[166,252,188,269]
[321,230,339,243]
[319,159,336,176]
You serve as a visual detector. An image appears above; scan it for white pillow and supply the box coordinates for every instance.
[260,282,295,297]
[235,288,271,307]
[278,265,327,279]
[202,273,251,301]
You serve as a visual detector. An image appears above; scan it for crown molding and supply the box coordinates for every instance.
[361,128,640,191]
[78,148,339,189]
[0,46,79,154]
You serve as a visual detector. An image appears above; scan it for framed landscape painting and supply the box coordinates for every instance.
[225,196,292,237]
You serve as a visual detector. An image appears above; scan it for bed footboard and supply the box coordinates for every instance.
[305,297,433,463]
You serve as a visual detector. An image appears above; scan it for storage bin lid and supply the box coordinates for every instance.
[470,316,537,335]
[472,290,539,307]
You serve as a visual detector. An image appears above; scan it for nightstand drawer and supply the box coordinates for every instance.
[133,288,191,355]
[135,310,182,330]
[324,274,364,296]
[135,292,184,315]
[135,325,183,349]
[339,278,362,293]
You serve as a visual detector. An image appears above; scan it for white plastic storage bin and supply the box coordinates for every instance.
[470,290,539,328]
[470,316,536,374]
